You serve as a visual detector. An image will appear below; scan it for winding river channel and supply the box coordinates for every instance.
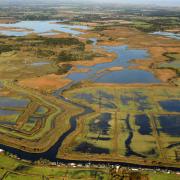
[0,21,179,171]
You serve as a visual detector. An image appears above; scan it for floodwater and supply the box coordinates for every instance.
[74,93,95,104]
[75,142,110,154]
[120,95,133,105]
[0,97,30,108]
[135,114,152,135]
[151,31,180,40]
[0,20,89,36]
[0,109,20,116]
[159,100,180,112]
[157,115,180,137]
[89,113,111,135]
[97,90,114,100]
[134,92,152,111]
[125,114,146,158]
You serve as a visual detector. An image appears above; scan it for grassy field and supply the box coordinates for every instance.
[0,153,179,180]
[0,153,110,180]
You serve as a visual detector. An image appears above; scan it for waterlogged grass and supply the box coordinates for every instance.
[34,106,48,115]
[0,113,21,126]
[21,117,41,132]
[61,85,180,164]
[158,53,180,73]
[130,114,158,157]
[73,112,114,154]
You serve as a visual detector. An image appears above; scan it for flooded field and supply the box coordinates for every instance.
[75,142,110,154]
[157,115,180,137]
[135,114,152,135]
[89,113,111,135]
[59,86,180,163]
[159,100,180,112]
[0,96,30,108]
[0,109,20,116]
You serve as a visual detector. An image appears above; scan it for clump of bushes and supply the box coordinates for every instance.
[44,37,85,50]
[0,44,14,54]
[56,64,72,75]
[58,50,83,61]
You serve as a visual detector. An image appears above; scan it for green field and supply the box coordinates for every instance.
[0,153,179,180]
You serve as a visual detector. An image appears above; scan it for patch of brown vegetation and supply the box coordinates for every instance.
[166,28,180,33]
[43,32,71,38]
[154,69,177,82]
[97,40,126,46]
[107,66,123,71]
[19,74,71,92]
[0,26,31,32]
[0,19,17,24]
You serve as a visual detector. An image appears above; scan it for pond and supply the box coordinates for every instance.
[0,20,89,36]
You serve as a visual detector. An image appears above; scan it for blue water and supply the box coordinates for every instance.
[0,20,89,36]
[67,45,160,83]
[0,109,20,116]
[151,31,180,40]
[95,69,160,84]
[0,97,30,108]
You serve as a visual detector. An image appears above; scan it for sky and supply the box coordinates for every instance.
[1,0,180,7]
[77,0,180,6]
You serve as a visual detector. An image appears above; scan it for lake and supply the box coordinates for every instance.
[0,20,89,36]
[67,45,160,84]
